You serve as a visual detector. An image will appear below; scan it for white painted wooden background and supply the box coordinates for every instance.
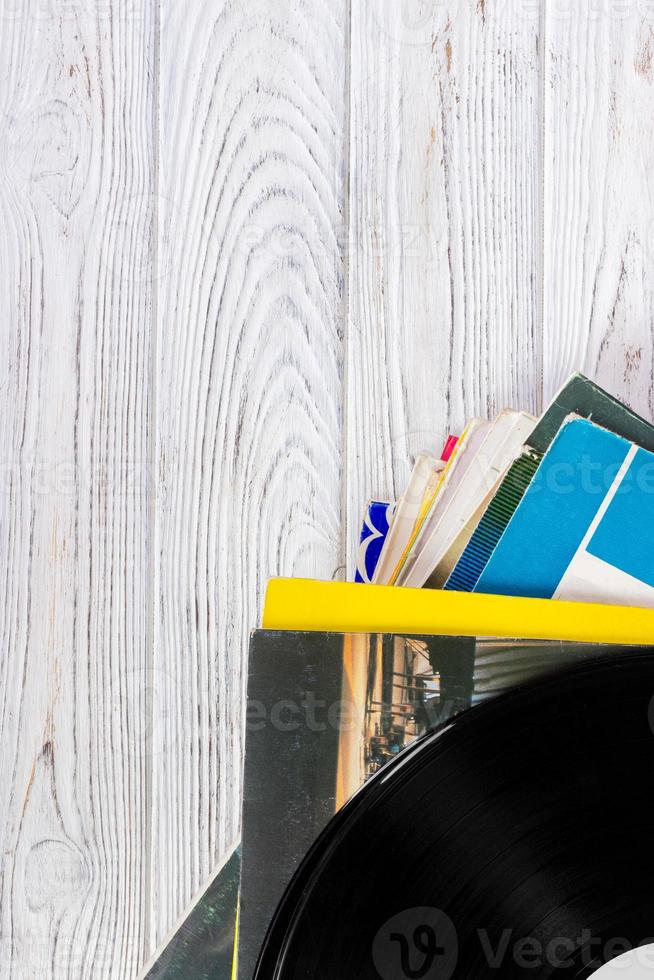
[1,0,653,975]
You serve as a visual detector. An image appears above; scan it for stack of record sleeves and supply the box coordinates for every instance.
[354,372,654,609]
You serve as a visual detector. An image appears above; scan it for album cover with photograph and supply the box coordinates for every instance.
[237,629,640,980]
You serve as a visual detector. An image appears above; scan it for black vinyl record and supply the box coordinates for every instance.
[253,651,654,980]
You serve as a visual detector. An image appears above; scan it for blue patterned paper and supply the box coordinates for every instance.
[355,501,396,583]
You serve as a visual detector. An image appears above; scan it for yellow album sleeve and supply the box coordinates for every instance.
[262,578,654,645]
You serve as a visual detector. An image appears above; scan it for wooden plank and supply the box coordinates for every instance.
[543,3,654,415]
[153,0,348,948]
[0,2,156,977]
[346,0,543,571]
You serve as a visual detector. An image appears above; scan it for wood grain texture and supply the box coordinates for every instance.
[543,1,654,413]
[5,0,654,974]
[152,0,348,948]
[0,0,156,977]
[346,0,543,571]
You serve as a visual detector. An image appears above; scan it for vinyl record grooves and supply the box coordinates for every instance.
[253,652,654,980]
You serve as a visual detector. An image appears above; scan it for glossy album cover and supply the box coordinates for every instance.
[237,629,640,980]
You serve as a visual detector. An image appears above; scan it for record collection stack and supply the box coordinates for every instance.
[353,373,654,604]
[142,374,654,980]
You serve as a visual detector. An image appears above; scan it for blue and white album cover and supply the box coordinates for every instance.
[355,501,395,583]
[474,417,654,607]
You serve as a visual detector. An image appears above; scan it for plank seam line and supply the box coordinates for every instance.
[340,0,354,579]
[145,0,162,965]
